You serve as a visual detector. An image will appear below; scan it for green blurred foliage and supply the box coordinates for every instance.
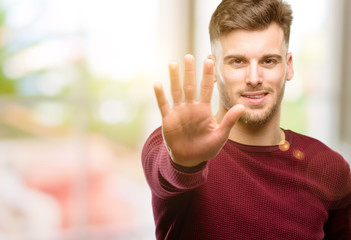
[0,3,145,148]
[0,6,16,95]
[281,96,307,134]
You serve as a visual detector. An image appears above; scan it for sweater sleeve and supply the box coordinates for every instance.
[141,127,208,199]
[323,193,351,240]
[323,159,351,239]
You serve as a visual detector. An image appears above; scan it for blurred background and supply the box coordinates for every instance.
[0,0,350,239]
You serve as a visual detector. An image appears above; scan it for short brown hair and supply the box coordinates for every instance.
[209,0,293,45]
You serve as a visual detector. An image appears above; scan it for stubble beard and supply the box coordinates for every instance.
[217,81,286,126]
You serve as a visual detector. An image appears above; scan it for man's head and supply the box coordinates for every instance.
[209,0,293,51]
[209,0,294,126]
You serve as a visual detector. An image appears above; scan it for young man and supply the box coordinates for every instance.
[142,0,351,239]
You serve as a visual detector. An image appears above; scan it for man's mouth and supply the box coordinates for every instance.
[241,91,268,105]
[243,94,266,99]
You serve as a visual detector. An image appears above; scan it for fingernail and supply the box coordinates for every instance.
[205,58,214,64]
[184,54,194,59]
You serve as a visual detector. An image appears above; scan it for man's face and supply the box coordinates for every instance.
[214,23,294,125]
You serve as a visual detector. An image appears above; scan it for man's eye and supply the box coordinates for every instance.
[263,59,276,65]
[231,59,245,65]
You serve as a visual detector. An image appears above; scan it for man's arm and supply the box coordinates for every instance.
[142,127,209,199]
[323,194,351,239]
[323,161,351,240]
[142,54,244,198]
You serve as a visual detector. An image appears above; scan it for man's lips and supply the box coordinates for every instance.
[241,91,268,105]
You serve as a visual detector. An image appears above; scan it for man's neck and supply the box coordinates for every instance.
[229,121,284,146]
[216,106,284,146]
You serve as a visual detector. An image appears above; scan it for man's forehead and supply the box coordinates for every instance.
[216,23,288,56]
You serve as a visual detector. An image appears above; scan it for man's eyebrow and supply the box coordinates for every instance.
[223,54,247,62]
[261,54,283,61]
[223,54,283,62]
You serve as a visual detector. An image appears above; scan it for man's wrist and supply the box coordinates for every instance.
[171,159,208,173]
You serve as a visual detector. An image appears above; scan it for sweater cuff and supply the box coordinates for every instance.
[171,160,208,173]
[158,150,208,191]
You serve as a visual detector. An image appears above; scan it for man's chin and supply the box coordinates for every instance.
[238,111,273,126]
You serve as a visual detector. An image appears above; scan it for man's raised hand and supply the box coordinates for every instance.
[154,54,245,167]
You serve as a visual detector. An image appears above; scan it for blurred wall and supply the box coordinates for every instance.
[339,0,351,159]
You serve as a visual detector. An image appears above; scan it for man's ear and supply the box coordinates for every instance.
[286,53,294,81]
[207,54,217,82]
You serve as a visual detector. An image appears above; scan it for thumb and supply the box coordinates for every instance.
[218,104,245,135]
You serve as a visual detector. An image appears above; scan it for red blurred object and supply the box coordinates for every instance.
[21,136,135,232]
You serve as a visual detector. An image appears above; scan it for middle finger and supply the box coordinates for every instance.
[183,54,196,102]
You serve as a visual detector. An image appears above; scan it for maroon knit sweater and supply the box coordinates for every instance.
[142,127,351,240]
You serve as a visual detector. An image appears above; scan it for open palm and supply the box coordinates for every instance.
[154,55,245,167]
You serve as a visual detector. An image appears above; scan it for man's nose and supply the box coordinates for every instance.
[245,62,263,87]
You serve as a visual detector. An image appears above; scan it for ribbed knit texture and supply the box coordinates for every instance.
[142,127,351,240]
